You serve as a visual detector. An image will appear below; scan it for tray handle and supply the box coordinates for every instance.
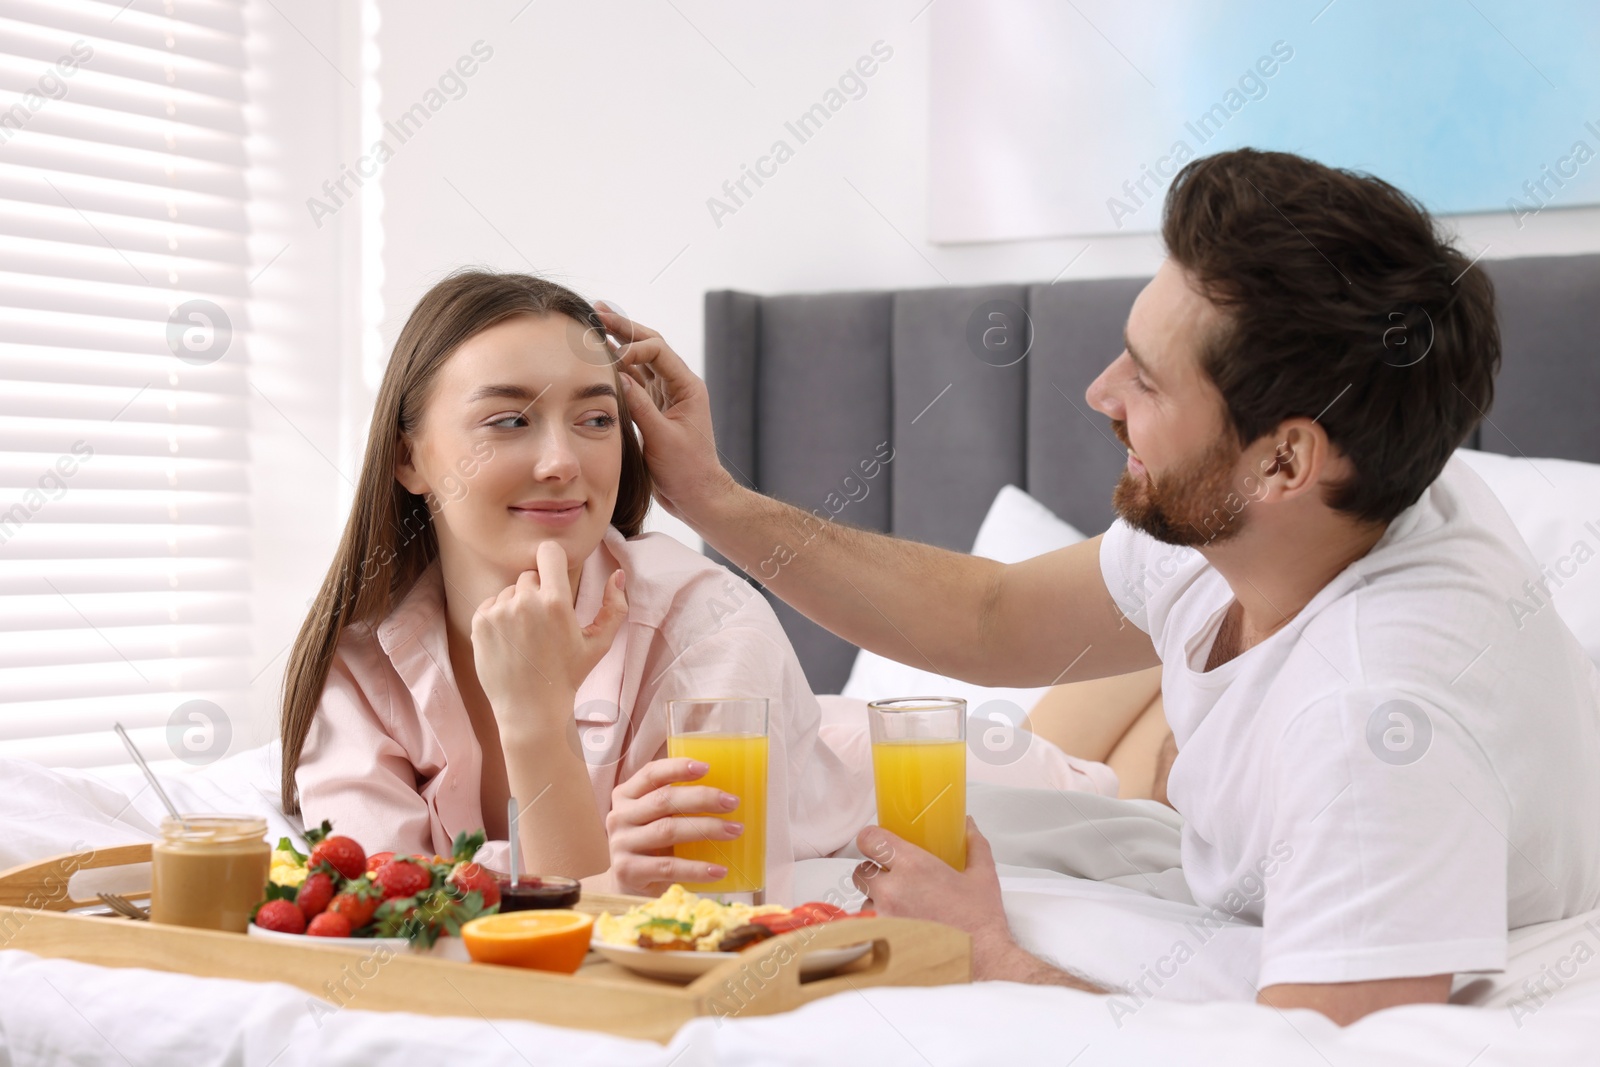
[686,916,970,1020]
[0,842,154,911]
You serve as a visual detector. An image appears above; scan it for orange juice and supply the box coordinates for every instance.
[666,732,768,894]
[872,739,967,870]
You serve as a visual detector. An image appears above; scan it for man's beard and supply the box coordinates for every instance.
[1110,421,1246,548]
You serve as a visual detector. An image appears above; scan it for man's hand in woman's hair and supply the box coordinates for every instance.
[469,538,628,736]
[595,303,737,523]
[605,756,744,896]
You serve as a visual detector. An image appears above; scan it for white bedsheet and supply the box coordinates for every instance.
[2,750,1597,1065]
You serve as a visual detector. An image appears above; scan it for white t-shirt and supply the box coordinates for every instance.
[1100,455,1600,987]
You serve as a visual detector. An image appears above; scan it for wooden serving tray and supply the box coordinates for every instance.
[0,843,970,1044]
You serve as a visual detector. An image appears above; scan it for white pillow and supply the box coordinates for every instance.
[1453,448,1600,668]
[970,484,1090,564]
[839,486,1086,712]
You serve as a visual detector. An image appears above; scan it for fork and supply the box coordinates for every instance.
[97,892,150,921]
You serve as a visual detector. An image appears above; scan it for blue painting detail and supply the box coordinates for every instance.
[1156,0,1600,222]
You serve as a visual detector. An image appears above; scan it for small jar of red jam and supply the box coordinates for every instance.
[495,875,582,911]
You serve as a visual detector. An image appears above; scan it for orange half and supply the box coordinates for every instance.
[461,909,595,973]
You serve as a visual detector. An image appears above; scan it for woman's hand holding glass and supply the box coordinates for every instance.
[469,538,628,735]
[604,757,743,897]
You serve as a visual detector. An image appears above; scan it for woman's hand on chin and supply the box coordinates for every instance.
[605,757,741,897]
[469,539,628,735]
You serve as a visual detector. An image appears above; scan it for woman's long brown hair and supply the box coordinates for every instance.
[278,270,654,814]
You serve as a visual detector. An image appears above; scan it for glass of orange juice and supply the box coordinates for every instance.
[666,697,769,904]
[868,697,968,870]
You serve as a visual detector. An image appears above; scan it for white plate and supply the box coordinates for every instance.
[247,923,470,961]
[589,937,871,983]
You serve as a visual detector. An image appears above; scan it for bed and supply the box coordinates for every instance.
[4,255,1600,1065]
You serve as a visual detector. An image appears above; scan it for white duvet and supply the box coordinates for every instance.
[1,748,1595,1066]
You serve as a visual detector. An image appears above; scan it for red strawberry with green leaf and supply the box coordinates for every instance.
[304,820,366,881]
[254,898,306,934]
[440,828,497,907]
[373,856,434,901]
[447,861,500,909]
[326,878,383,930]
[306,911,352,937]
[296,871,334,920]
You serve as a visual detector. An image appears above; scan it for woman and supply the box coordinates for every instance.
[279,270,873,899]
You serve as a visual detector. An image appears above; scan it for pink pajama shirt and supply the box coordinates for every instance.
[297,526,875,901]
[296,525,1117,902]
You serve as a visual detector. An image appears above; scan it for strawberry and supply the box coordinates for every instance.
[447,861,500,909]
[254,898,306,935]
[373,856,434,901]
[306,911,352,937]
[304,822,366,881]
[326,879,383,930]
[364,851,395,876]
[296,871,334,920]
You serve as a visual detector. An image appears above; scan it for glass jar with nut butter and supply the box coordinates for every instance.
[149,815,271,933]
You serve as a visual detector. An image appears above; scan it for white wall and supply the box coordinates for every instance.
[239,0,372,751]
[370,1,1152,548]
[371,0,1600,546]
[234,0,1600,753]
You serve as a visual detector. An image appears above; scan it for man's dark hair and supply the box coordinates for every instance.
[1161,148,1500,524]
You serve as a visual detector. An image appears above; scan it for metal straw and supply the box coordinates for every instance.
[506,796,520,887]
[113,722,187,830]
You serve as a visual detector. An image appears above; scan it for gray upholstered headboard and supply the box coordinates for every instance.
[704,253,1600,692]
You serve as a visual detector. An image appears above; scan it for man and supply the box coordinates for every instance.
[599,149,1600,1025]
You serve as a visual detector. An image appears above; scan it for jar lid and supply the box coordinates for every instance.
[157,814,269,845]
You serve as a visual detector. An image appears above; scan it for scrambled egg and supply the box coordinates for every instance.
[269,848,308,887]
[595,884,788,951]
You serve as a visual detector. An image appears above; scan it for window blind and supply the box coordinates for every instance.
[0,0,252,770]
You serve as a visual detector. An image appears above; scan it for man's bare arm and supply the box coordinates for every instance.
[981,960,1453,1023]
[855,821,1453,1027]
[601,306,1157,686]
[1259,976,1453,1025]
[694,479,1006,678]
[978,940,1109,992]
[698,482,1160,684]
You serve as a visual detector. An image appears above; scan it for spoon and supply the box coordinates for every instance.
[507,796,520,888]
[113,722,188,830]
